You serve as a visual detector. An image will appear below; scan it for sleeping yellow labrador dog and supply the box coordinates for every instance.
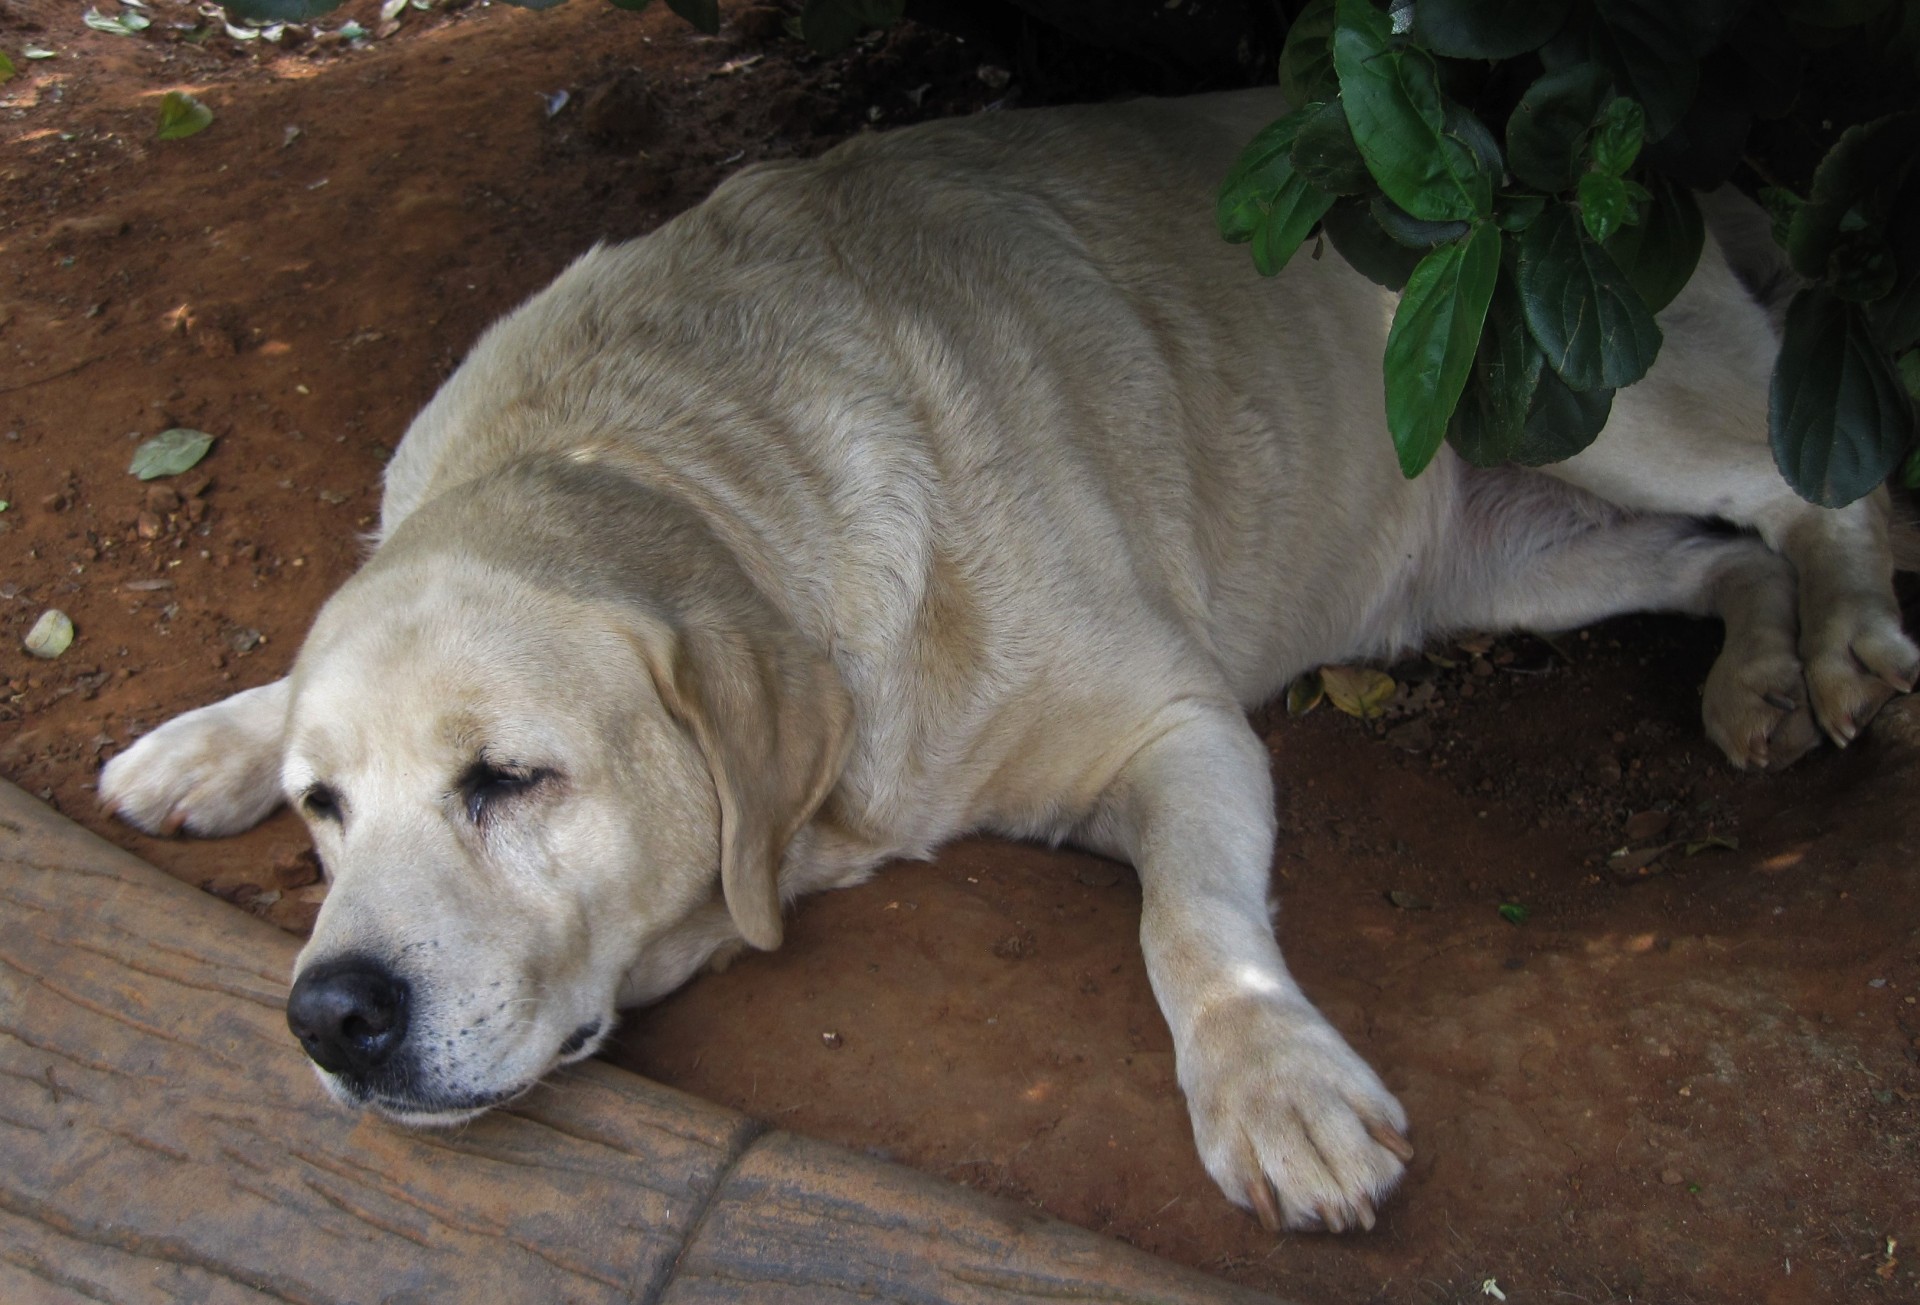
[101,89,1915,1233]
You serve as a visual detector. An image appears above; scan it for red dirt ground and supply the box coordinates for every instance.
[2,3,1916,1301]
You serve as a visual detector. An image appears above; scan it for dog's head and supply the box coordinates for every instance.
[280,457,850,1123]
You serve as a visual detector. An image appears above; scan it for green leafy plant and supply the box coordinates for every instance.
[1221,0,1920,507]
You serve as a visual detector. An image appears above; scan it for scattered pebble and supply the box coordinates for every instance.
[820,1031,843,1050]
[24,609,74,659]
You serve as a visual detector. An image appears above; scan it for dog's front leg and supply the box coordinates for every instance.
[1080,700,1412,1232]
[100,678,292,836]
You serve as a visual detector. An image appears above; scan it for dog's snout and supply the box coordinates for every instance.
[286,956,411,1078]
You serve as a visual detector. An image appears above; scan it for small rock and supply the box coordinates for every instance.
[1386,718,1434,753]
[145,485,181,514]
[1624,810,1671,842]
[136,511,164,540]
[229,628,263,654]
[1660,1168,1684,1186]
[820,1031,843,1050]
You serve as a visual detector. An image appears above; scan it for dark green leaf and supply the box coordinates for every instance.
[1604,173,1703,312]
[1578,172,1632,243]
[1448,266,1544,466]
[1770,288,1915,506]
[1444,102,1506,184]
[664,0,719,32]
[1760,186,1801,248]
[1279,0,1340,106]
[1777,0,1891,26]
[1372,196,1471,248]
[1868,181,1920,351]
[1498,902,1531,924]
[216,0,343,16]
[0,50,14,85]
[799,0,902,55]
[1640,76,1750,189]
[1323,198,1424,290]
[1414,0,1572,59]
[1786,112,1920,284]
[1517,366,1613,463]
[1385,222,1503,477]
[1506,61,1613,192]
[1827,233,1899,303]
[1333,0,1494,222]
[1725,3,1806,120]
[1587,0,1731,140]
[1516,202,1662,389]
[1251,178,1337,277]
[1217,109,1319,244]
[1496,193,1547,232]
[156,91,213,142]
[1588,97,1645,176]
[1291,100,1374,195]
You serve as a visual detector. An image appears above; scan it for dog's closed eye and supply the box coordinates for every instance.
[302,783,344,823]
[458,759,558,823]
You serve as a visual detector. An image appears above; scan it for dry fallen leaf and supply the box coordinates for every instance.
[1320,664,1396,719]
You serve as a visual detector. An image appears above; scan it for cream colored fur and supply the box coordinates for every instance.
[101,90,1915,1233]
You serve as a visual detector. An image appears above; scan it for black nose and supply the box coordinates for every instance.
[286,956,410,1078]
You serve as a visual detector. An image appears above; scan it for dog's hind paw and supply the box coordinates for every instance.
[99,679,291,836]
[1180,997,1410,1234]
[1702,648,1821,772]
[1803,612,1919,748]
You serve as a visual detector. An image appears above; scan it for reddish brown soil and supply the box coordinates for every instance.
[3,4,1916,1301]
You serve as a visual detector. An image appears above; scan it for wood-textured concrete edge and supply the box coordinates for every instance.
[0,781,1287,1304]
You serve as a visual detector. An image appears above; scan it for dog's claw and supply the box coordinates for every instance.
[1245,1176,1284,1232]
[1367,1118,1415,1163]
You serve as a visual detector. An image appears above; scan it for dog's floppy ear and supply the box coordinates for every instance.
[630,610,852,951]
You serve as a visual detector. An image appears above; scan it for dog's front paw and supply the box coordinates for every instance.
[1802,606,1919,747]
[99,680,290,836]
[1180,997,1411,1233]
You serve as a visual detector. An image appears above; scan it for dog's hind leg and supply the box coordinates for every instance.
[1521,235,1918,747]
[1433,470,1825,769]
[99,678,292,835]
[1076,698,1412,1233]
